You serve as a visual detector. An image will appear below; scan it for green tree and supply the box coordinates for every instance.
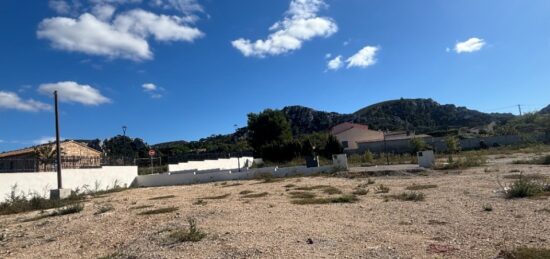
[247,109,293,153]
[445,136,461,154]
[322,135,343,158]
[409,137,426,154]
[103,135,149,158]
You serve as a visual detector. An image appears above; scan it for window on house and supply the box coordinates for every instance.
[342,141,349,148]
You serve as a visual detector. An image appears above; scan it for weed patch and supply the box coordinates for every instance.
[352,188,369,196]
[241,192,269,198]
[375,184,390,194]
[199,194,230,200]
[291,194,359,205]
[504,176,549,199]
[239,190,254,195]
[129,205,153,210]
[322,186,342,195]
[482,204,493,212]
[406,184,438,191]
[288,191,316,199]
[138,207,178,215]
[497,247,550,259]
[23,204,84,222]
[0,185,83,215]
[387,192,425,202]
[149,195,176,200]
[221,183,242,188]
[193,200,207,206]
[164,218,206,244]
[95,204,114,215]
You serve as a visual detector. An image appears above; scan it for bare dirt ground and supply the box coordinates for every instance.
[0,153,549,259]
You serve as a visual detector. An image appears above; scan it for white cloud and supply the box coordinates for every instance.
[454,37,485,53]
[49,0,72,14]
[232,0,337,57]
[142,83,157,91]
[325,53,331,59]
[38,2,204,61]
[38,81,111,106]
[92,4,116,21]
[33,136,58,145]
[0,91,51,112]
[114,9,204,42]
[37,13,152,60]
[346,45,379,68]
[141,83,164,98]
[326,55,343,71]
[151,0,203,15]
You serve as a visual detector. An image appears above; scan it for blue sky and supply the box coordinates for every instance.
[1,0,549,152]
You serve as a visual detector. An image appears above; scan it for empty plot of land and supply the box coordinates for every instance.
[0,155,549,258]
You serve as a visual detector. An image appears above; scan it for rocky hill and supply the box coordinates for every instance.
[283,98,514,134]
[540,105,550,114]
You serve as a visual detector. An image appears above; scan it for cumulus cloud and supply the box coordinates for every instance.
[38,81,111,105]
[37,14,152,60]
[326,55,343,71]
[232,0,337,57]
[114,9,203,41]
[346,45,379,68]
[454,37,485,53]
[39,1,204,61]
[0,91,51,112]
[141,83,164,98]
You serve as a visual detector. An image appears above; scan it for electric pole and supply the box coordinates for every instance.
[518,105,522,116]
[54,91,62,189]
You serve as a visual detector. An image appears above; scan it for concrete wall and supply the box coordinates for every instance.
[355,135,523,154]
[168,157,254,172]
[136,165,336,187]
[0,166,138,202]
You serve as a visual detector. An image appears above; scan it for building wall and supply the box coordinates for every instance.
[0,166,138,202]
[354,135,523,154]
[61,142,101,157]
[168,157,254,172]
[334,128,384,150]
[137,165,336,187]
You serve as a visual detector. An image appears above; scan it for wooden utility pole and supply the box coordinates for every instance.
[54,91,62,189]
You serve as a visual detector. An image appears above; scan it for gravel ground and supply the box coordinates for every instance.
[0,154,549,259]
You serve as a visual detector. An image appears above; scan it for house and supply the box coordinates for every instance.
[330,123,384,150]
[0,140,102,172]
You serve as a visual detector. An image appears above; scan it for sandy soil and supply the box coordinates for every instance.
[0,153,549,259]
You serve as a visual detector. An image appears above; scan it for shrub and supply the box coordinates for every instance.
[363,150,374,164]
[482,204,493,212]
[165,218,206,243]
[239,190,254,195]
[352,188,369,196]
[0,185,83,215]
[24,203,84,222]
[193,200,207,206]
[375,184,390,194]
[505,177,545,199]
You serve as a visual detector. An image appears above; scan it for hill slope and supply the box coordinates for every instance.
[283,98,513,134]
[540,105,550,114]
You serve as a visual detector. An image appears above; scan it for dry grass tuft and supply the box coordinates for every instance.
[405,184,438,191]
[291,194,359,205]
[241,192,269,198]
[199,194,231,200]
[149,195,176,200]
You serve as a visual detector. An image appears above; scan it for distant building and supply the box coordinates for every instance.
[0,140,102,172]
[330,123,384,151]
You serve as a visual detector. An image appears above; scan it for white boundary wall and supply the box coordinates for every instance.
[0,166,138,202]
[137,165,336,187]
[168,157,254,172]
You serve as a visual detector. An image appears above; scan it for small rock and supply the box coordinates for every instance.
[306,238,314,245]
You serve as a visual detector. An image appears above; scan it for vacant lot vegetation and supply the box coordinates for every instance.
[0,151,549,258]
